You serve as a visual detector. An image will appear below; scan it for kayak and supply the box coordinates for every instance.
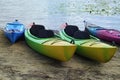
[58,23,117,63]
[4,20,25,43]
[84,21,120,44]
[24,29,76,61]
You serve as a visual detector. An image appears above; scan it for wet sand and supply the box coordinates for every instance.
[0,30,120,80]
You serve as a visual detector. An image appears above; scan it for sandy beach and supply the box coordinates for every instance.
[0,29,120,80]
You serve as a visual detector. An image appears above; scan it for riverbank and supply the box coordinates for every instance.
[0,29,120,80]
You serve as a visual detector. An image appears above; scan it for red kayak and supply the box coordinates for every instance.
[84,21,120,44]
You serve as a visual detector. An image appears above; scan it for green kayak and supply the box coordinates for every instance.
[24,29,76,61]
[58,24,117,63]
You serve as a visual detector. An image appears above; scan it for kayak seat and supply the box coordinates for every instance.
[47,30,55,37]
[64,25,90,39]
[30,25,54,38]
[73,30,90,39]
[30,25,45,37]
[37,30,54,38]
[31,24,45,30]
[64,25,79,37]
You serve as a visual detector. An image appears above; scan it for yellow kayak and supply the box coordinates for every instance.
[58,23,117,62]
[25,29,76,61]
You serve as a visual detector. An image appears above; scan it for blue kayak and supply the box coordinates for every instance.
[4,20,25,43]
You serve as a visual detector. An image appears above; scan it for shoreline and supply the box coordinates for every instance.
[0,29,120,80]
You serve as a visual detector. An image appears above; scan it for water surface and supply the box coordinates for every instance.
[0,0,120,30]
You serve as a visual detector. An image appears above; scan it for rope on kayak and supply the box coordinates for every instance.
[50,38,64,45]
[41,39,55,44]
[112,41,116,46]
[89,41,100,46]
[41,38,62,45]
[79,40,100,46]
[79,40,92,45]
[70,39,75,44]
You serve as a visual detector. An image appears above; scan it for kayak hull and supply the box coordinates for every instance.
[84,21,120,44]
[76,45,116,62]
[59,30,117,63]
[25,29,76,61]
[4,20,25,43]
[4,32,24,43]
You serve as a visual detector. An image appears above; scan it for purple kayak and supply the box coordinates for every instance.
[84,21,120,44]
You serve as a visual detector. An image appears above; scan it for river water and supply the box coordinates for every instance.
[0,0,120,30]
